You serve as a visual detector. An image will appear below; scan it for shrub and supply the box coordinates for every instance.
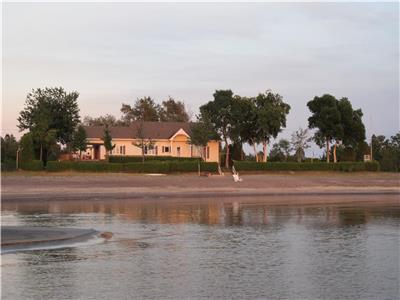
[124,162,170,173]
[233,161,380,172]
[109,155,200,163]
[46,161,124,172]
[19,160,43,171]
[1,160,16,172]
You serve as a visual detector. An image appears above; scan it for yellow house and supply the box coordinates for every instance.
[83,122,220,162]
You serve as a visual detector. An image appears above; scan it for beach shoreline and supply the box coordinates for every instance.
[2,172,399,205]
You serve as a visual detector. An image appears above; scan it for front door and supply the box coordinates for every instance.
[177,147,181,157]
[94,145,100,160]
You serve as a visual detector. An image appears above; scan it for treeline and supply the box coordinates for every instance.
[1,86,399,172]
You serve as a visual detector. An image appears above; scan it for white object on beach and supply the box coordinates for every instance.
[233,173,242,182]
[232,166,242,182]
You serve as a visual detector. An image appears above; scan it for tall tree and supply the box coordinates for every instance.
[83,114,126,127]
[254,90,290,162]
[72,125,88,158]
[200,90,234,168]
[132,121,155,162]
[102,125,115,160]
[336,97,366,162]
[18,87,80,145]
[190,116,219,161]
[307,94,342,163]
[291,128,311,162]
[121,97,161,123]
[1,134,19,162]
[160,97,190,122]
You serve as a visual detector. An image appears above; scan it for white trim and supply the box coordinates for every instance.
[169,128,190,140]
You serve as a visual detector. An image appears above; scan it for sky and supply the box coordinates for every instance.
[2,2,399,155]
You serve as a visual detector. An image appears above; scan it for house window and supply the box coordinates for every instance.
[162,146,170,153]
[120,145,125,155]
[145,145,156,155]
[155,146,158,155]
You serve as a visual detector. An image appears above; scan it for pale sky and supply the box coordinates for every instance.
[2,2,399,155]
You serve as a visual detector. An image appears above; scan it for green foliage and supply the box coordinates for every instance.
[190,116,219,148]
[19,160,43,171]
[19,133,36,162]
[1,160,16,172]
[46,160,218,173]
[200,90,234,168]
[109,155,200,163]
[121,97,161,122]
[83,114,126,126]
[18,87,80,145]
[233,161,379,172]
[1,134,19,162]
[72,125,87,154]
[102,125,115,155]
[160,97,190,122]
[372,133,400,172]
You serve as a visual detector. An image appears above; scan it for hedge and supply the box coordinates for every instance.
[19,160,44,171]
[109,155,200,163]
[46,160,219,173]
[233,161,380,172]
[1,160,16,172]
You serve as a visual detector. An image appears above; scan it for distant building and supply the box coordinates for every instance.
[83,122,220,162]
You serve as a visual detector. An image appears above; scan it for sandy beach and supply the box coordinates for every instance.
[2,171,399,205]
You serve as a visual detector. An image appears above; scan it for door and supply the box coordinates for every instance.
[94,145,100,160]
[177,147,181,157]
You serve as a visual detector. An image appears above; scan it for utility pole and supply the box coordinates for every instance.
[370,115,373,161]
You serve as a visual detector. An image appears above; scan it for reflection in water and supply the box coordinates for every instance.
[2,196,399,300]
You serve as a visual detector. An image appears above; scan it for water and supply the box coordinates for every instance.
[2,197,399,300]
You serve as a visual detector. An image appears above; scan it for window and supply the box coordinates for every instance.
[162,146,170,153]
[120,145,125,155]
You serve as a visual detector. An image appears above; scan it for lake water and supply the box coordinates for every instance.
[1,197,399,300]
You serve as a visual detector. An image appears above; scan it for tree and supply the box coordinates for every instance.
[269,142,285,162]
[72,125,88,158]
[1,134,19,162]
[229,96,258,161]
[19,133,35,162]
[83,114,126,127]
[291,128,311,162]
[190,116,219,161]
[18,87,80,145]
[200,90,234,168]
[121,97,161,123]
[307,94,342,163]
[160,97,190,122]
[132,121,155,162]
[18,87,80,164]
[254,90,290,162]
[372,133,400,172]
[102,125,115,160]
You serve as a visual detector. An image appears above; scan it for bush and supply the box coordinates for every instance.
[1,160,16,172]
[19,160,43,171]
[45,160,220,173]
[233,161,380,172]
[46,161,124,172]
[109,155,200,163]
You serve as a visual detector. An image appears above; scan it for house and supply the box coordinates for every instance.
[83,121,220,162]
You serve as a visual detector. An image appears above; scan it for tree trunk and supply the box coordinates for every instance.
[326,139,330,163]
[253,143,258,162]
[263,141,268,162]
[40,144,43,162]
[224,137,230,169]
[333,143,337,163]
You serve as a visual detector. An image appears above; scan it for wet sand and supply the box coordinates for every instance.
[1,172,399,205]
